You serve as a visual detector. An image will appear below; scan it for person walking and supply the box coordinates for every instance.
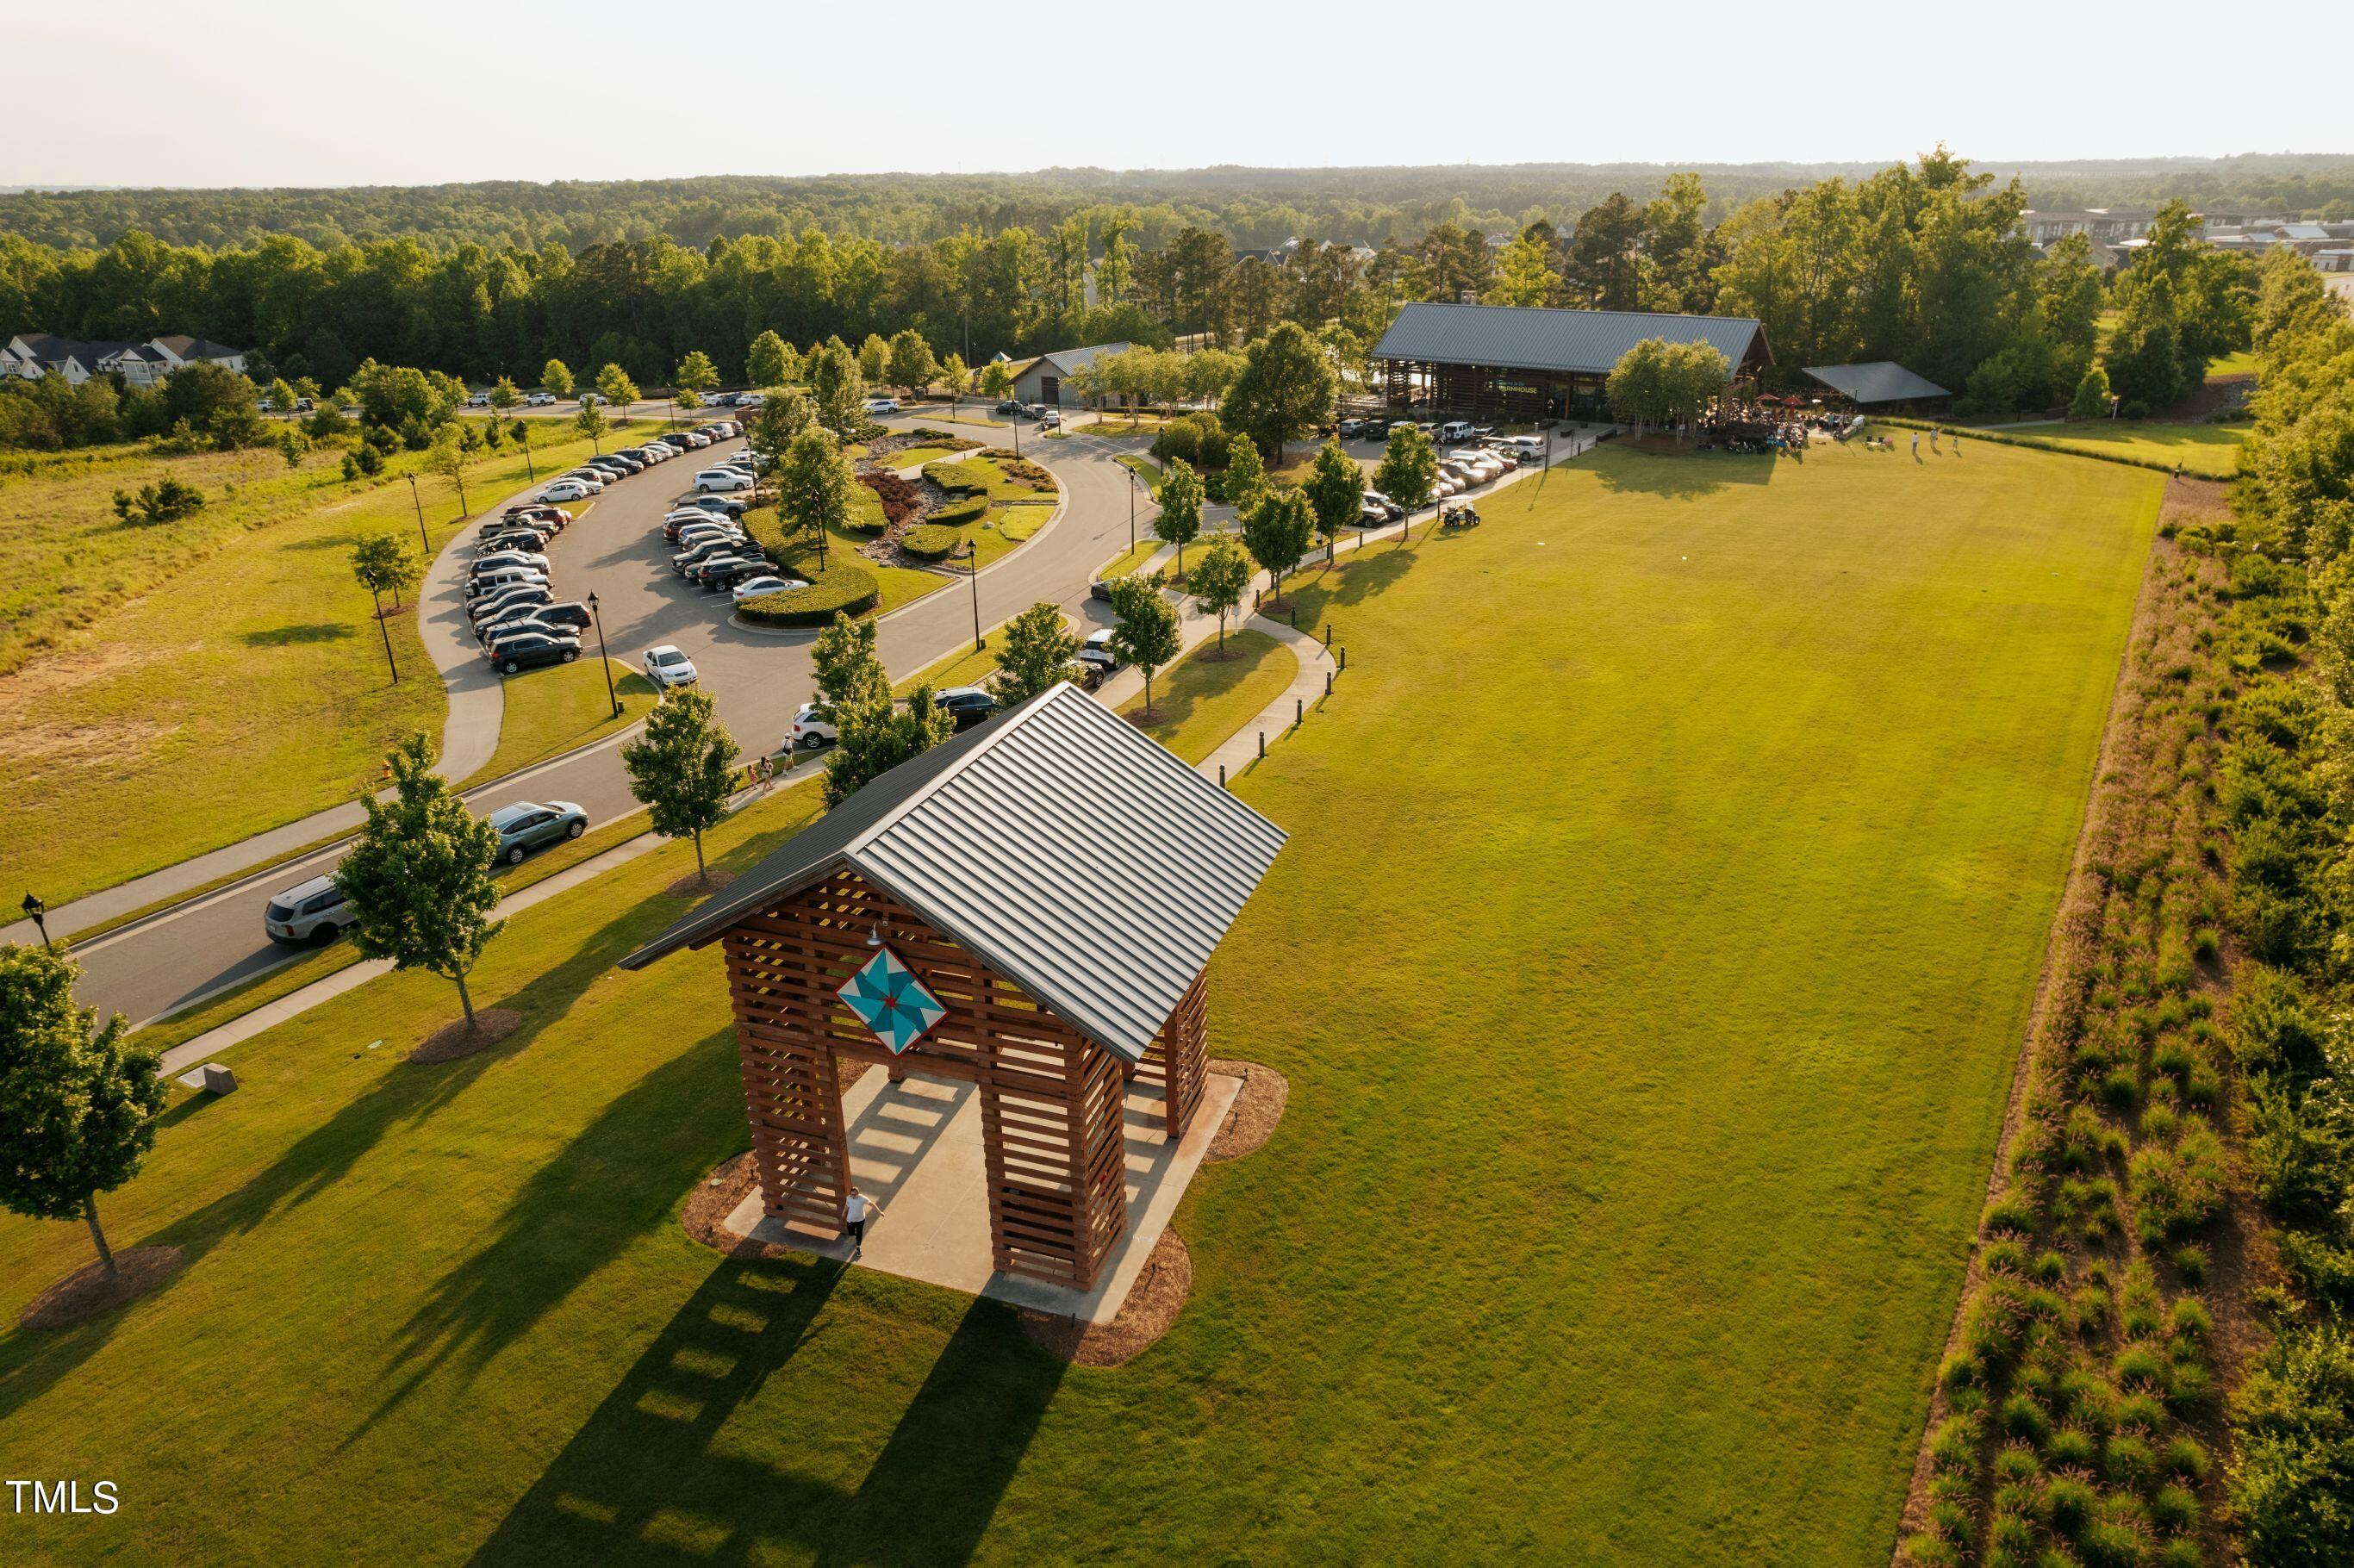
[1911,430,1921,457]
[844,1185,880,1260]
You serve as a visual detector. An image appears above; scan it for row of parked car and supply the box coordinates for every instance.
[263,800,592,944]
[465,503,591,674]
[536,420,747,505]
[782,625,1126,755]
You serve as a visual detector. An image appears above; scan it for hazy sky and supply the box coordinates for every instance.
[9,0,2347,188]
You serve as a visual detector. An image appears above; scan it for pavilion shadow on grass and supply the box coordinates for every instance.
[620,682,1287,1292]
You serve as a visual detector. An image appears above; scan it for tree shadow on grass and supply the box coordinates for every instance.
[1591,445,1776,498]
[244,622,356,646]
[465,1278,1063,1568]
[352,1023,740,1439]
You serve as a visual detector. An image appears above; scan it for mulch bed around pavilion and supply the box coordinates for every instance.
[1020,1230,1192,1366]
[407,1008,522,1065]
[18,1246,187,1329]
[1205,1058,1288,1162]
[664,869,737,899]
[682,1151,806,1262]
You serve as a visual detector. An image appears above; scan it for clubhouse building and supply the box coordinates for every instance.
[1371,302,1772,424]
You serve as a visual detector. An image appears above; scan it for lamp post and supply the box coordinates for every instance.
[587,592,619,717]
[406,472,428,557]
[21,891,50,949]
[1128,468,1138,552]
[963,541,982,653]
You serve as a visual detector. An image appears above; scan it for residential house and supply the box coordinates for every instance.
[1,332,246,386]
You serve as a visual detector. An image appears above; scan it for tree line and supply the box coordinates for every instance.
[4,156,2350,252]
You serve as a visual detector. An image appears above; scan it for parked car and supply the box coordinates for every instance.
[485,800,588,863]
[539,479,593,502]
[467,567,548,601]
[485,630,581,674]
[532,600,595,634]
[524,390,557,406]
[1361,489,1404,520]
[668,516,743,544]
[863,396,900,415]
[263,873,354,945]
[681,495,745,518]
[1439,420,1476,443]
[935,686,999,732]
[691,555,764,589]
[695,468,754,494]
[1358,497,1392,527]
[671,431,711,449]
[505,503,570,526]
[1076,626,1127,681]
[1038,409,1062,429]
[477,610,562,646]
[465,391,491,408]
[1065,656,1107,692]
[644,644,699,688]
[591,453,643,474]
[471,583,554,627]
[1088,578,1116,602]
[788,701,838,749]
[1338,416,1376,439]
[671,523,745,552]
[732,574,808,603]
[476,527,552,555]
[472,551,550,577]
[674,538,747,575]
[994,399,1024,415]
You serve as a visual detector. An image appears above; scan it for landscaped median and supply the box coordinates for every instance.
[460,658,657,787]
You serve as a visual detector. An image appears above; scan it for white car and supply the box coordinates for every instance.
[695,468,754,494]
[644,645,699,689]
[732,575,808,603]
[788,701,838,749]
[524,391,557,406]
[863,397,900,415]
[471,551,550,576]
[539,480,593,502]
[561,470,607,491]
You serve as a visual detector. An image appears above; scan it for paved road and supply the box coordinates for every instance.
[50,414,1158,1030]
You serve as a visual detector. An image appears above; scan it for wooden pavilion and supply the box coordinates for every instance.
[1371,301,1773,424]
[620,683,1287,1291]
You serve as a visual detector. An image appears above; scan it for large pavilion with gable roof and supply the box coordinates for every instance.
[620,682,1287,1299]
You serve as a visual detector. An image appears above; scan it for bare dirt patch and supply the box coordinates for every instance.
[682,1151,811,1261]
[1206,1058,1288,1162]
[407,1007,523,1064]
[664,869,738,899]
[19,1246,187,1329]
[1020,1230,1192,1366]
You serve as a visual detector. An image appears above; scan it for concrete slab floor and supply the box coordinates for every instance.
[724,1066,1242,1325]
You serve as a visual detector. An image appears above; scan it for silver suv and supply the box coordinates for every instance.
[263,874,355,945]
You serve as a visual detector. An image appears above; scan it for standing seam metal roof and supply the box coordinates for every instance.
[618,683,1287,1062]
[1800,362,1951,404]
[1370,302,1768,377]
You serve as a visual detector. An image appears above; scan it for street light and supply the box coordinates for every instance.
[963,541,982,653]
[406,472,428,557]
[587,592,619,717]
[22,891,51,949]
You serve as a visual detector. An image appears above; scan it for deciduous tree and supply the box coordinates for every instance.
[0,943,164,1279]
[541,358,574,398]
[595,363,640,425]
[427,422,472,513]
[825,688,950,807]
[1373,422,1438,516]
[1187,535,1251,654]
[572,398,605,451]
[336,733,505,1030]
[1301,438,1365,561]
[1223,432,1266,513]
[775,425,855,569]
[887,329,937,399]
[1107,576,1180,716]
[1241,489,1314,603]
[1221,321,1337,462]
[622,688,739,883]
[812,611,889,709]
[990,602,1080,705]
[351,532,421,613]
[745,330,794,389]
[1154,458,1204,578]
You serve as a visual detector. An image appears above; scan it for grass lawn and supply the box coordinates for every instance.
[2205,348,2257,378]
[460,660,657,789]
[0,437,2162,1564]
[879,445,972,471]
[1116,628,1294,763]
[752,499,944,618]
[923,453,1058,502]
[1094,538,1163,580]
[1,423,620,906]
[1978,418,2249,476]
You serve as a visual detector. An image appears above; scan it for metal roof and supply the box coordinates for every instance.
[1031,341,1132,376]
[1800,362,1951,405]
[619,683,1288,1062]
[1371,302,1768,377]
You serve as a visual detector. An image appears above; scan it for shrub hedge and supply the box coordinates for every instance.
[899,524,963,561]
[857,470,922,527]
[928,495,986,527]
[924,457,988,496]
[738,567,880,626]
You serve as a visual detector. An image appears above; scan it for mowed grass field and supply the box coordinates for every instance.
[0,438,2160,1565]
[1979,417,2249,477]
[0,424,613,905]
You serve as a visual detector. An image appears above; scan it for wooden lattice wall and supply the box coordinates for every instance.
[713,866,1165,1290]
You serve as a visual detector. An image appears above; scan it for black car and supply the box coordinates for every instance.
[994,399,1024,415]
[477,526,553,554]
[477,611,562,645]
[485,631,581,674]
[934,686,999,731]
[470,584,553,629]
[674,538,745,575]
[691,555,764,589]
[1088,579,1116,602]
[589,456,641,476]
[533,600,595,633]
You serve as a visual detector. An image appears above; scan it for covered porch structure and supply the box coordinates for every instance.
[1371,301,1773,424]
[620,683,1287,1307]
